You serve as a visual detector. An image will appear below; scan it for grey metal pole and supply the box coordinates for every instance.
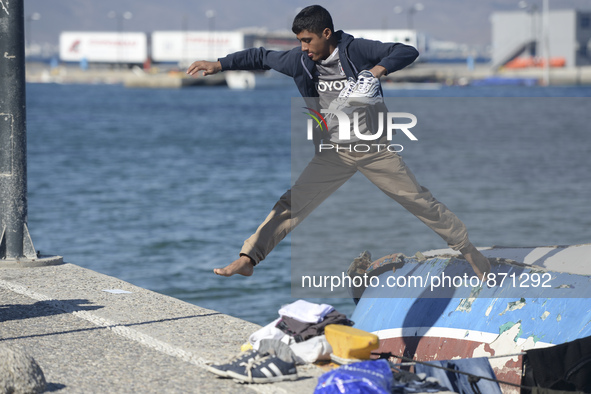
[0,0,28,260]
[0,1,62,266]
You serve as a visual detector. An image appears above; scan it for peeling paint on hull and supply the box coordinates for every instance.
[352,244,591,394]
[376,336,523,392]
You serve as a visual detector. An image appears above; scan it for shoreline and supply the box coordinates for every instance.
[25,62,591,88]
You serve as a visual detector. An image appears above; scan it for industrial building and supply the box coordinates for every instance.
[58,29,423,66]
[491,9,591,69]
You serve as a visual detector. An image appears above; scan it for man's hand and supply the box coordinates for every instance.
[368,65,387,78]
[186,60,222,77]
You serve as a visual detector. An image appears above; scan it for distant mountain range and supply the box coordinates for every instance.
[23,0,591,47]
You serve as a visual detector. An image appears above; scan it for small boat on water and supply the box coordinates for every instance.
[349,244,591,392]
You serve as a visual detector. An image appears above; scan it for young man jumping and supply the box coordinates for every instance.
[187,5,491,280]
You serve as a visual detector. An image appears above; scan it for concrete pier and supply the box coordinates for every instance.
[0,263,323,393]
[24,64,227,88]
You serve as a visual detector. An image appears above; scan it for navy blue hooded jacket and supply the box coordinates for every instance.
[218,31,419,98]
[218,31,419,146]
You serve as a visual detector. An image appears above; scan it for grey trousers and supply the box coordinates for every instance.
[240,148,471,264]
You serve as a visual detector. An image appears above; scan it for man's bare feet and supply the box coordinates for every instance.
[213,255,254,277]
[460,244,491,281]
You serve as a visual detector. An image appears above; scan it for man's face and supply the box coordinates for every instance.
[296,29,332,62]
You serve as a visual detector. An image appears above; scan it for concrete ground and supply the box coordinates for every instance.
[0,263,323,393]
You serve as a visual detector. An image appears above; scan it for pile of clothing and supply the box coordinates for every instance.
[250,300,353,362]
[206,300,352,384]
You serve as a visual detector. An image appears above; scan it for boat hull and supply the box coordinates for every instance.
[350,245,591,393]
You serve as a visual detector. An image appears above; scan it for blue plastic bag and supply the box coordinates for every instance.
[314,359,393,394]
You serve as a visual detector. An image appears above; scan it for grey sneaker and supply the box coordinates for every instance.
[206,349,260,378]
[349,70,382,102]
[327,77,357,114]
[339,77,358,99]
[226,354,298,383]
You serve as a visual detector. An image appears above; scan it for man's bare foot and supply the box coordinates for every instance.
[460,244,491,281]
[213,255,254,277]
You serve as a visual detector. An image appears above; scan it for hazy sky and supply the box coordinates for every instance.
[23,0,591,46]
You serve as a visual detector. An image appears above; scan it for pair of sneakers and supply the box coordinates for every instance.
[330,70,383,112]
[344,70,383,101]
[206,349,298,384]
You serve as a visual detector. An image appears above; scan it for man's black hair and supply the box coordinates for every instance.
[292,5,334,36]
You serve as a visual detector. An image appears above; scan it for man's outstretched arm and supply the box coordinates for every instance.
[186,60,222,77]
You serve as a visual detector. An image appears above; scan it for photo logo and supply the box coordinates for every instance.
[305,108,418,153]
[303,107,328,132]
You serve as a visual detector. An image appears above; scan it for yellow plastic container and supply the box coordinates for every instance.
[325,324,379,362]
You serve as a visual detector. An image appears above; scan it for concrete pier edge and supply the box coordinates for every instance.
[0,263,323,393]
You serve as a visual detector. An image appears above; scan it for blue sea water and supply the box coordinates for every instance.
[25,82,591,325]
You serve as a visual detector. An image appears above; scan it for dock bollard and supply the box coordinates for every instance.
[0,1,62,267]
